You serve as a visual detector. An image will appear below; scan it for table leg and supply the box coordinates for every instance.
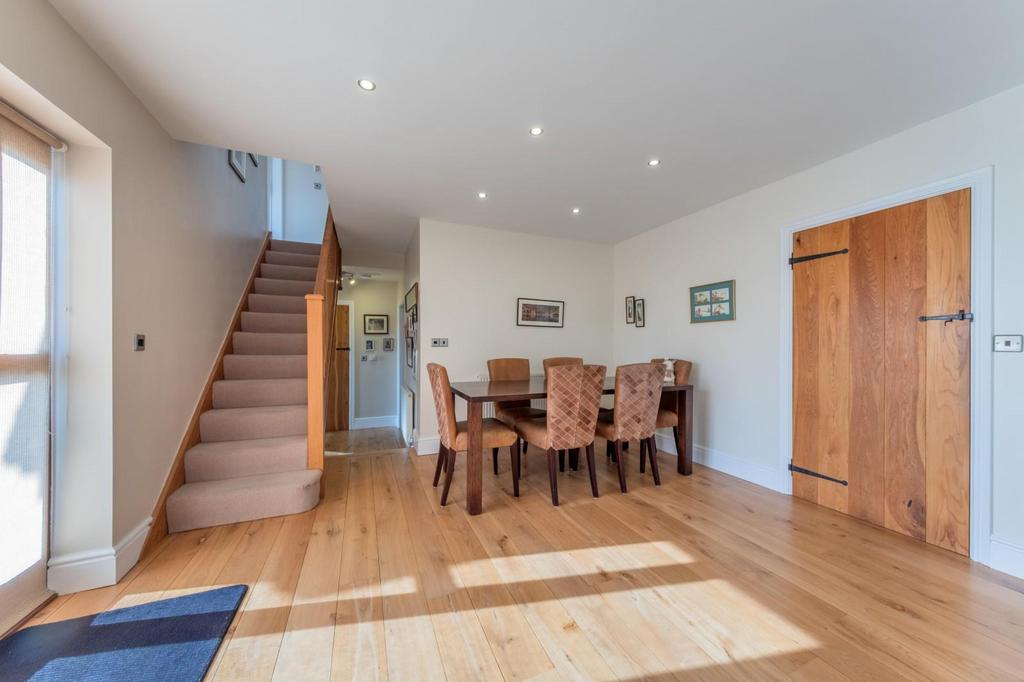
[677,388,693,475]
[466,401,483,515]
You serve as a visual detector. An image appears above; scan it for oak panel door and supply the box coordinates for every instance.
[328,304,350,431]
[792,188,971,555]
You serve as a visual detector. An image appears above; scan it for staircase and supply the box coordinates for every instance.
[166,239,324,533]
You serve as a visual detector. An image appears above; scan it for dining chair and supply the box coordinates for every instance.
[514,364,606,506]
[595,363,665,492]
[487,358,546,472]
[541,357,583,471]
[645,359,693,473]
[427,362,518,506]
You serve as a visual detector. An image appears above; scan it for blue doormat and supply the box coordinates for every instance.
[0,584,247,681]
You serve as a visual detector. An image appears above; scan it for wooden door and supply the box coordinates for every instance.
[327,304,350,431]
[792,189,971,555]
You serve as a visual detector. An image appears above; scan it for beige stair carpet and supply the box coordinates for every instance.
[166,239,324,533]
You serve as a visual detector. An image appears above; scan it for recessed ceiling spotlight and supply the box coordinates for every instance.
[357,79,377,91]
[529,126,544,136]
[571,207,581,215]
[477,191,487,199]
[647,158,660,167]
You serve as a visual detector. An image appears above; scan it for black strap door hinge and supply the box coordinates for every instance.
[788,248,849,268]
[789,462,849,486]
[918,309,974,325]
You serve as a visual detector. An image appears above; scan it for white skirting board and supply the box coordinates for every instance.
[46,516,151,594]
[351,415,399,430]
[989,536,1024,580]
[416,436,440,455]
[653,431,786,493]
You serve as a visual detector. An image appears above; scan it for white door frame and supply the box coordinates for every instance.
[338,298,356,430]
[777,167,994,563]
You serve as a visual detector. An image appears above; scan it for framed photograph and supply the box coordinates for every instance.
[228,150,246,182]
[635,298,646,328]
[383,337,395,352]
[690,280,735,323]
[248,152,261,167]
[517,297,564,328]
[364,314,389,335]
[625,296,635,324]
[405,283,418,312]
[364,339,376,352]
[405,337,414,367]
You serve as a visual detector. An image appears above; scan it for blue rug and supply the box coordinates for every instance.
[0,584,247,681]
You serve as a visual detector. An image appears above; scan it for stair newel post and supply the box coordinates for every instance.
[305,293,326,474]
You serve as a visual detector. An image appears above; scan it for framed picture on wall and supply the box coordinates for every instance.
[228,150,246,182]
[364,314,389,334]
[383,337,395,352]
[517,297,564,328]
[405,337,414,367]
[625,296,635,324]
[405,283,418,312]
[635,298,646,327]
[365,339,376,352]
[690,280,735,322]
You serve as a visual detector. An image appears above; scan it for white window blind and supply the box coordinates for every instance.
[0,112,53,634]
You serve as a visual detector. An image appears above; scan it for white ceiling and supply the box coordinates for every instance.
[52,1,1024,252]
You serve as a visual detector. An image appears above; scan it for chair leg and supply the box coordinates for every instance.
[440,447,457,506]
[639,438,647,473]
[613,440,627,493]
[432,445,447,487]
[546,448,559,506]
[606,440,614,460]
[585,443,599,498]
[673,426,680,448]
[647,436,661,486]
[569,448,580,470]
[523,441,529,454]
[559,449,566,472]
[492,447,499,475]
[622,440,630,451]
[511,440,521,497]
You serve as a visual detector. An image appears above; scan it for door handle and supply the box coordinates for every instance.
[918,309,974,325]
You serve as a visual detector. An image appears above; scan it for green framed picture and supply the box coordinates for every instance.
[690,280,735,323]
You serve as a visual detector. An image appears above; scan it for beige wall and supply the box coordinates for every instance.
[613,84,1024,577]
[1,0,268,586]
[415,218,613,452]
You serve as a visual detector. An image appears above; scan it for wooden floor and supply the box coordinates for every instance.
[26,428,1024,680]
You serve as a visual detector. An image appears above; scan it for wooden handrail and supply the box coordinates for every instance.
[306,207,341,473]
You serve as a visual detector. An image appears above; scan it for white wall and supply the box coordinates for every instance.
[1,0,268,590]
[402,226,421,440]
[282,160,328,243]
[345,280,401,425]
[613,84,1024,576]
[415,218,614,452]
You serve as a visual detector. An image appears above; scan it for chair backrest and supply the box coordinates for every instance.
[545,364,606,450]
[426,363,458,449]
[543,357,583,380]
[652,358,693,410]
[612,363,665,441]
[487,358,531,410]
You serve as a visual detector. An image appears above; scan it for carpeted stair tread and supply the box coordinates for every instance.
[166,468,321,533]
[233,331,306,355]
[248,293,307,314]
[270,239,321,255]
[253,277,314,296]
[260,263,317,281]
[184,434,307,482]
[240,311,306,333]
[223,354,306,379]
[212,377,307,409]
[263,250,320,268]
[199,404,306,442]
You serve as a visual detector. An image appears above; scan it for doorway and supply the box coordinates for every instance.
[328,301,352,431]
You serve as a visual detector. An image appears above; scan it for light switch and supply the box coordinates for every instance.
[994,335,1023,352]
[134,334,146,351]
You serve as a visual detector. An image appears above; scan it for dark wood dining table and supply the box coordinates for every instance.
[449,376,693,515]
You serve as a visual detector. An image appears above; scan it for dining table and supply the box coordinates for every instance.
[448,376,693,515]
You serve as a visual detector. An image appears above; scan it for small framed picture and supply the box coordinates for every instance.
[690,280,735,323]
[248,152,261,167]
[405,283,419,312]
[364,339,376,352]
[405,337,414,367]
[635,298,646,327]
[383,337,395,352]
[625,296,635,324]
[364,314,389,335]
[517,297,564,328]
[228,150,246,182]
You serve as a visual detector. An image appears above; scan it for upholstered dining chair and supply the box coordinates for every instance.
[541,357,583,471]
[427,363,518,506]
[487,358,546,471]
[645,359,693,473]
[514,363,606,506]
[595,363,665,492]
